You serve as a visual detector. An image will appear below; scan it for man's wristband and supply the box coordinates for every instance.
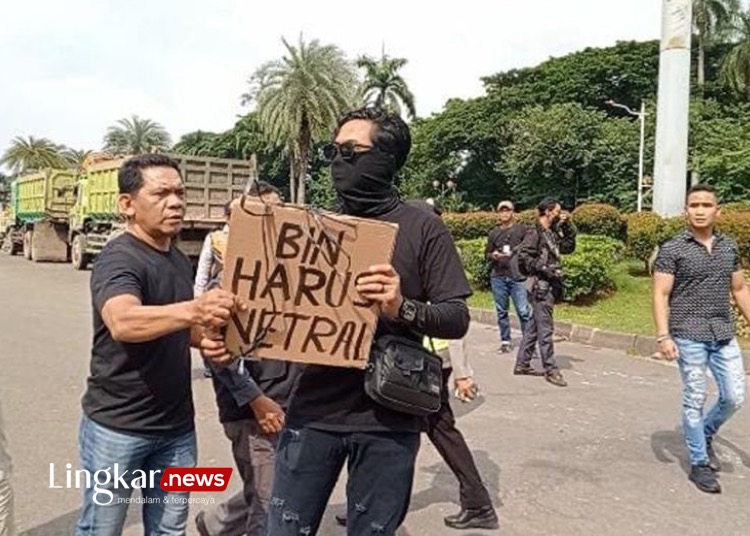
[656,334,671,343]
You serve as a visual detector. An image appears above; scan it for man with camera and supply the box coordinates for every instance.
[513,197,577,387]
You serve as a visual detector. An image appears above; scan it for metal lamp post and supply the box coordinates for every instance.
[606,100,647,212]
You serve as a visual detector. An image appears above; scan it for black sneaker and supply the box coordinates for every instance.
[444,506,499,530]
[500,341,512,353]
[513,364,544,376]
[706,436,721,472]
[545,369,567,387]
[689,463,721,493]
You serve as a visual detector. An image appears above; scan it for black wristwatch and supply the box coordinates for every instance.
[398,298,418,323]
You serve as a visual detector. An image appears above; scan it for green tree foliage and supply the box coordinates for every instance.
[503,103,631,208]
[356,53,416,118]
[481,40,660,111]
[243,36,358,204]
[102,115,172,155]
[0,136,68,174]
[721,9,750,100]
[690,99,750,199]
[694,0,741,87]
[61,148,94,171]
[0,172,10,205]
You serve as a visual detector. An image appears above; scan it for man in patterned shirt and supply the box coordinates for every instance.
[652,183,749,494]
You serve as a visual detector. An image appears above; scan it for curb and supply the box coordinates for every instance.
[470,308,750,373]
[470,308,659,358]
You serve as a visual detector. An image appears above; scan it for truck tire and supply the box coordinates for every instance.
[1,233,19,256]
[71,234,91,270]
[23,230,33,260]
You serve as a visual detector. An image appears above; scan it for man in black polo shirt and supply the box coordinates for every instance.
[653,183,749,494]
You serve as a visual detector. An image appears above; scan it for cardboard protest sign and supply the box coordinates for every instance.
[222,198,398,368]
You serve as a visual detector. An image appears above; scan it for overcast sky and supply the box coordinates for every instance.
[0,0,662,156]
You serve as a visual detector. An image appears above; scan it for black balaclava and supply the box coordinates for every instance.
[331,149,400,216]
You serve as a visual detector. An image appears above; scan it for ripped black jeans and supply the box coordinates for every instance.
[266,427,419,535]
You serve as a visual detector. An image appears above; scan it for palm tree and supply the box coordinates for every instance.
[102,115,172,155]
[0,136,67,174]
[242,36,358,204]
[61,148,94,171]
[356,52,416,119]
[173,131,219,156]
[721,9,750,100]
[693,0,740,87]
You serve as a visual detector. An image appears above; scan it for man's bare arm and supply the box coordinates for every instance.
[652,272,678,360]
[102,290,239,343]
[731,270,750,325]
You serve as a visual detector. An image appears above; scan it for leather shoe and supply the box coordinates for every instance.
[545,369,567,387]
[513,364,544,376]
[444,506,499,530]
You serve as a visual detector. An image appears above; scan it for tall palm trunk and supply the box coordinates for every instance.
[698,35,706,88]
[296,124,312,205]
[288,147,298,204]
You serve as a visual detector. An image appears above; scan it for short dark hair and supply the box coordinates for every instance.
[333,106,412,171]
[118,154,181,195]
[247,180,281,198]
[687,183,718,201]
[537,197,561,215]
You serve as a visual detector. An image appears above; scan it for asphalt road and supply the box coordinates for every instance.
[1,253,749,536]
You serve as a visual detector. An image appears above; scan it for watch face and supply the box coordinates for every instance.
[401,300,417,321]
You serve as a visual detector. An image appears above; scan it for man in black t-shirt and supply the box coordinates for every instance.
[76,154,242,536]
[202,108,472,535]
[485,200,531,353]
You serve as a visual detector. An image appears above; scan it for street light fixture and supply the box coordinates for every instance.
[433,179,456,199]
[605,99,648,212]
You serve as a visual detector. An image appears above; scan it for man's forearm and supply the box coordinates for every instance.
[652,294,670,337]
[733,287,750,325]
[109,301,198,343]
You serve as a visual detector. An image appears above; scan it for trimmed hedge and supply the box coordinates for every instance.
[516,209,538,225]
[572,203,623,240]
[627,211,750,267]
[722,201,750,213]
[561,235,622,302]
[456,234,622,303]
[455,238,491,290]
[443,212,497,241]
[625,212,664,267]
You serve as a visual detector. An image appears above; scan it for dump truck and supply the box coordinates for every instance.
[0,169,78,261]
[2,153,257,269]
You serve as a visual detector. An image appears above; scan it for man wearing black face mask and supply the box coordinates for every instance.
[264,107,473,536]
[514,197,576,387]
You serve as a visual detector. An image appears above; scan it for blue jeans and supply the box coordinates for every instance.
[267,427,420,535]
[490,276,531,342]
[75,415,197,536]
[675,338,746,466]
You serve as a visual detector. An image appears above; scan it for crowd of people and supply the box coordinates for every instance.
[0,107,740,536]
